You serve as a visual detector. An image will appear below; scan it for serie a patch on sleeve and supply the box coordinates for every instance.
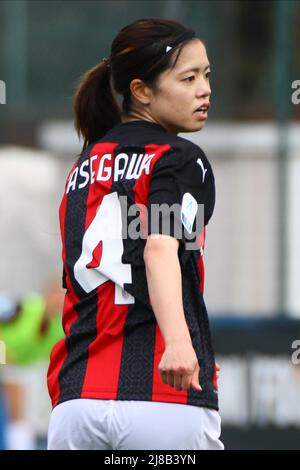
[0,295,19,323]
[180,192,198,234]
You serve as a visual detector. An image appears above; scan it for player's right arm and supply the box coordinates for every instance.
[144,234,201,392]
[145,143,213,392]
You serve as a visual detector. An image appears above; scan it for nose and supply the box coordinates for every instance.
[196,77,211,98]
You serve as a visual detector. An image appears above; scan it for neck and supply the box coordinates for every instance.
[121,111,178,135]
[121,109,156,125]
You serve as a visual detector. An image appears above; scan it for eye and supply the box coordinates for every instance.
[205,71,211,80]
[183,75,195,83]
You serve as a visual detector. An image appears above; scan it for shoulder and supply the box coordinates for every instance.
[154,132,210,164]
[172,134,211,166]
[152,134,213,181]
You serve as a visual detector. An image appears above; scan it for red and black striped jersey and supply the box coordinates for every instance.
[47,120,219,410]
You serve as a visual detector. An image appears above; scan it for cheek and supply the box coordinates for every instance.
[161,87,188,114]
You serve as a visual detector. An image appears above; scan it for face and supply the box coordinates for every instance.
[149,39,211,134]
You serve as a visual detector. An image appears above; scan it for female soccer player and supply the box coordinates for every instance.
[47,18,223,450]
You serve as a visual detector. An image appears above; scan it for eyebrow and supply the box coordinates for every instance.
[179,64,211,75]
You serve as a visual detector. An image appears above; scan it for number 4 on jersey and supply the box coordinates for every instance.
[74,192,135,305]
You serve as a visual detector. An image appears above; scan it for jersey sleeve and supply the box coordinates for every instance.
[147,145,215,249]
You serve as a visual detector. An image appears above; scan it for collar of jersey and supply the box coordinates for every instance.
[118,120,167,134]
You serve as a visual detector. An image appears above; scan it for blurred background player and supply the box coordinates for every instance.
[0,280,64,449]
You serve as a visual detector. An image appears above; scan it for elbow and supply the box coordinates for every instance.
[143,235,179,265]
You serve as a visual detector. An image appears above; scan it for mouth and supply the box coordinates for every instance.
[194,104,210,120]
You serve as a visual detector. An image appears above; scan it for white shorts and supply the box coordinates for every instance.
[47,399,223,450]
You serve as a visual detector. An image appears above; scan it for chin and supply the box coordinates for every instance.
[196,121,206,131]
[167,119,206,134]
[180,121,206,134]
[193,121,205,129]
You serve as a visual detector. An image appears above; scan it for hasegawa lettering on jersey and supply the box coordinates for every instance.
[66,150,205,247]
[66,152,156,193]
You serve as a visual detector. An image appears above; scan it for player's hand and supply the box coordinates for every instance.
[158,339,202,392]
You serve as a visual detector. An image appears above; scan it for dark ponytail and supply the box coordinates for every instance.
[74,18,196,152]
[74,60,121,151]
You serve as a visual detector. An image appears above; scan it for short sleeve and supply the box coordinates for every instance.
[147,146,215,249]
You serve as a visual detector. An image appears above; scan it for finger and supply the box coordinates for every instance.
[166,372,175,388]
[160,368,175,388]
[181,373,193,390]
[173,373,183,391]
[159,369,168,385]
[190,364,202,392]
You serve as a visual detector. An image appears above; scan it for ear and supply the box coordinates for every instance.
[129,79,152,105]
